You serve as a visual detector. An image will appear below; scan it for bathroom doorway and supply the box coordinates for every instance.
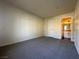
[61,17,72,40]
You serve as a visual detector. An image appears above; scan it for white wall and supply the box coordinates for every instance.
[44,12,74,40]
[0,1,77,49]
[0,1,44,46]
[74,0,79,54]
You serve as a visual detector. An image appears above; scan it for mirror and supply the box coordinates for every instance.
[64,24,70,30]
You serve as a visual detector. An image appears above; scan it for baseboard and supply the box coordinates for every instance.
[0,35,43,47]
[44,35,61,39]
[74,42,79,55]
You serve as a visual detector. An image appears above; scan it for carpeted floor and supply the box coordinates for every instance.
[0,36,79,59]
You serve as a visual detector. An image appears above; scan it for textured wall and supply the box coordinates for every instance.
[44,12,74,40]
[74,0,79,54]
[0,1,44,46]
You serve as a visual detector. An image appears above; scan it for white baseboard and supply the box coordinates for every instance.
[0,35,43,47]
[74,42,79,55]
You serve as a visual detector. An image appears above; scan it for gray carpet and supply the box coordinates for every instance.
[0,36,79,59]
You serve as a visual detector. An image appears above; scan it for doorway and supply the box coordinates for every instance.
[61,17,72,40]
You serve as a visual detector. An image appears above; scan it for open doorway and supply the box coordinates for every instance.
[61,17,72,40]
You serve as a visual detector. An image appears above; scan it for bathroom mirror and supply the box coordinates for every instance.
[64,24,70,30]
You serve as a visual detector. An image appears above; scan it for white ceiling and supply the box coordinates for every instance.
[5,0,77,18]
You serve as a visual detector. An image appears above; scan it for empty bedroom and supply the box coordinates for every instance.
[0,0,79,59]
